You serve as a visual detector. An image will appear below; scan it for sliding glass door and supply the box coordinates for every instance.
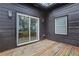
[16,13,39,46]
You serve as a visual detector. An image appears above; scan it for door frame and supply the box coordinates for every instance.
[16,13,40,46]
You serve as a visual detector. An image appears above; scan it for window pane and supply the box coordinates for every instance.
[30,18,38,41]
[55,16,67,35]
[18,15,29,44]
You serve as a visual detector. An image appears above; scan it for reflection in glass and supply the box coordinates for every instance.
[30,18,38,41]
[18,15,29,44]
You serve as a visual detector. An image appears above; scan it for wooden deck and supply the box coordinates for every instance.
[0,39,79,56]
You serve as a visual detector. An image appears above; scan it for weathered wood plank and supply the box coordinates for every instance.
[0,39,79,56]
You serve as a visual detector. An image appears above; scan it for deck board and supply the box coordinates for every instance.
[0,39,79,56]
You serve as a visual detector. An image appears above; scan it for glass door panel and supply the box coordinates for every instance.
[18,15,29,44]
[30,18,39,41]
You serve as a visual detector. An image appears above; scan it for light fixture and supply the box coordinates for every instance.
[8,10,12,18]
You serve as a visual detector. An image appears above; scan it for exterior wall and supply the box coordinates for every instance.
[47,4,79,46]
[1,3,79,52]
[0,3,45,51]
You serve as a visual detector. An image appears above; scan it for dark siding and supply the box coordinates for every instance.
[0,3,45,51]
[47,4,79,46]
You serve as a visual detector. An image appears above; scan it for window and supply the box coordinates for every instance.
[55,16,67,35]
